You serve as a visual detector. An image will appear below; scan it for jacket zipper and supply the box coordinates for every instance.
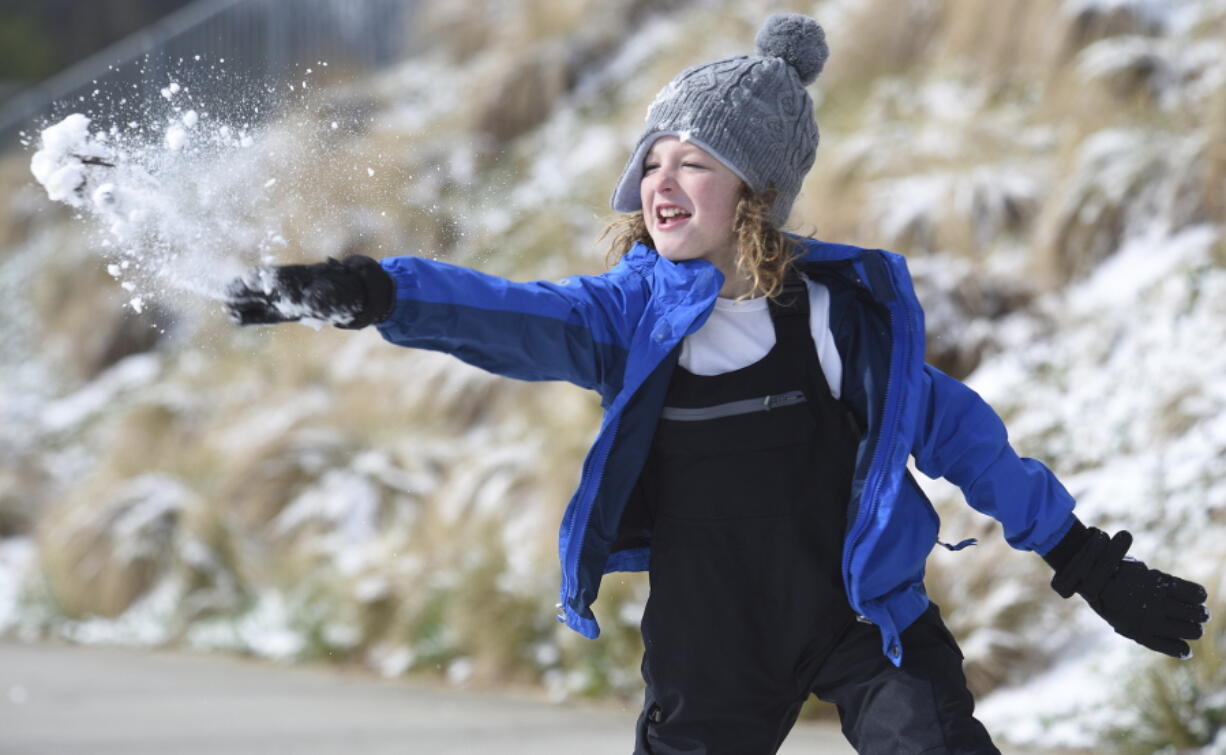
[840,259,905,619]
[561,412,620,621]
[843,355,894,588]
[838,253,921,661]
[659,390,807,421]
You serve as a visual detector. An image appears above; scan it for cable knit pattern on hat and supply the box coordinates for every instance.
[611,14,828,227]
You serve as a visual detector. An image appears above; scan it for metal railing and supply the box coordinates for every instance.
[0,0,419,147]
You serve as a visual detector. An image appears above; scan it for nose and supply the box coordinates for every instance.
[645,166,677,194]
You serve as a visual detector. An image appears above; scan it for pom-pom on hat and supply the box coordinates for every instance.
[611,14,828,227]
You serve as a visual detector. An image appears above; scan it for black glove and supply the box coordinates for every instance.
[224,255,395,329]
[1044,519,1209,658]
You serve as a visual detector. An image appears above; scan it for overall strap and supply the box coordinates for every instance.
[766,265,810,322]
[767,265,838,405]
[766,264,814,355]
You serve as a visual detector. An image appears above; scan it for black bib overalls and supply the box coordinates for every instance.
[632,274,998,755]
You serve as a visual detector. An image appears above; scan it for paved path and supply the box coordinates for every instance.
[0,640,853,754]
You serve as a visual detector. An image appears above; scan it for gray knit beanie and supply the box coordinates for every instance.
[611,14,828,228]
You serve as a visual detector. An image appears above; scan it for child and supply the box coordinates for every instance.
[225,14,1209,754]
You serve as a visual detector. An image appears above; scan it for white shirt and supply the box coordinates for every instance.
[678,278,843,398]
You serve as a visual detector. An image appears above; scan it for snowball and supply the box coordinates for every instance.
[28,113,113,209]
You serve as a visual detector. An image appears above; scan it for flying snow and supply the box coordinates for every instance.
[27,61,360,321]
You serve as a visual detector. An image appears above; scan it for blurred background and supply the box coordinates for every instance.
[0,1,1223,752]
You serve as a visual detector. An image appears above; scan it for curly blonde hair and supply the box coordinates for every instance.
[600,188,801,300]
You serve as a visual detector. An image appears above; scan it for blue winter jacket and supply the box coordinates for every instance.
[376,238,1077,665]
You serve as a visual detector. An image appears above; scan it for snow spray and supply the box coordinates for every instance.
[26,57,339,320]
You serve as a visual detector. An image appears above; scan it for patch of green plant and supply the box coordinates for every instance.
[407,586,461,673]
[285,576,362,664]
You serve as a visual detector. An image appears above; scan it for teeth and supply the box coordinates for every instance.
[659,207,689,219]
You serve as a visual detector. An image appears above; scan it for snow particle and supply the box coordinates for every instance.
[164,124,187,151]
[91,183,116,209]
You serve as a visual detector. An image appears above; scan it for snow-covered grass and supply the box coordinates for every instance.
[920,221,1225,750]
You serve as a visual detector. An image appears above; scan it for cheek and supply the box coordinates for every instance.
[701,182,741,231]
[695,166,740,200]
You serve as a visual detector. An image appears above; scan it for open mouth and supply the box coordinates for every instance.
[655,205,692,230]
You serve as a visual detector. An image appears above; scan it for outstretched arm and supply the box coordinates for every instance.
[225,253,635,395]
[911,364,1208,658]
[374,255,634,392]
[910,363,1076,553]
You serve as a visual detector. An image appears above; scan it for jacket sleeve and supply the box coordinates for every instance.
[910,363,1076,555]
[374,255,634,395]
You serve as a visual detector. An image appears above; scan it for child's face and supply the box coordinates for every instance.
[639,136,743,270]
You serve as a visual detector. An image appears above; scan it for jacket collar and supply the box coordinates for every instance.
[795,236,865,264]
[627,241,724,310]
[627,237,871,312]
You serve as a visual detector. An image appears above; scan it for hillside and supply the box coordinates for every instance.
[1,0,1223,750]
